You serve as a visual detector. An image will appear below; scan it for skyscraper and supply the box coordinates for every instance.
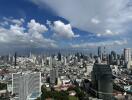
[92,64,113,100]
[12,72,41,100]
[98,46,102,61]
[50,68,58,86]
[124,48,131,69]
[57,52,61,61]
[14,52,17,66]
[49,56,58,87]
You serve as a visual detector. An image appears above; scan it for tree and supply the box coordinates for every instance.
[0,83,7,90]
[68,86,85,100]
[35,97,40,100]
[41,85,69,100]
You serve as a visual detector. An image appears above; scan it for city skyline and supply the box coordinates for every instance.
[0,0,132,54]
[0,1,132,100]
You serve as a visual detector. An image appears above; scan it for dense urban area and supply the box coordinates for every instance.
[0,47,132,100]
[1,0,132,100]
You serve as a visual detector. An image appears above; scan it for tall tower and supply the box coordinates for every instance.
[103,46,107,61]
[92,64,113,100]
[50,68,58,86]
[50,57,58,87]
[57,52,61,61]
[98,47,102,61]
[124,48,131,69]
[14,52,17,66]
[12,72,41,100]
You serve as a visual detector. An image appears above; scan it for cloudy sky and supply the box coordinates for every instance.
[0,0,132,53]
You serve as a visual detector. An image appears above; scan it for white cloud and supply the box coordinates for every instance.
[3,17,25,26]
[0,21,9,26]
[91,18,100,24]
[51,20,79,38]
[31,0,132,36]
[12,18,25,26]
[28,19,48,39]
[71,39,128,48]
[0,18,57,48]
[97,29,119,36]
[28,19,48,34]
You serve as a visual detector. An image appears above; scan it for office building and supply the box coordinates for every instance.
[12,72,41,100]
[57,52,61,61]
[124,48,131,69]
[14,52,17,66]
[98,47,102,61]
[92,64,113,100]
[50,68,58,86]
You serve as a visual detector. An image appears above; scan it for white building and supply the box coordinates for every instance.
[124,48,131,69]
[12,71,41,100]
[46,57,52,67]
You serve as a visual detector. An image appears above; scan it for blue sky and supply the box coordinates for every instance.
[0,0,132,53]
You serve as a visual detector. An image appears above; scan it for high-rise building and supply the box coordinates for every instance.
[50,68,58,86]
[64,57,67,66]
[92,64,113,100]
[14,52,17,66]
[12,72,41,100]
[46,57,52,67]
[49,56,58,87]
[57,52,61,61]
[98,47,102,61]
[124,48,131,69]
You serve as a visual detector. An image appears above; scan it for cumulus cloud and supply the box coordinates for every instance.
[28,19,48,33]
[48,20,79,39]
[31,0,132,36]
[28,19,48,39]
[71,39,128,48]
[0,18,57,48]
